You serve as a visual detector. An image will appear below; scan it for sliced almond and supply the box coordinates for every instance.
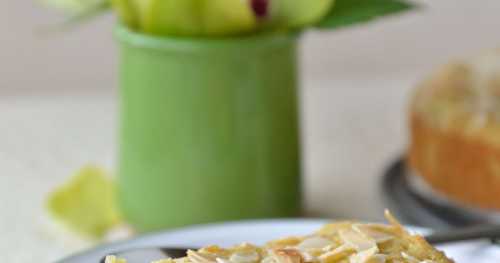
[348,247,380,263]
[296,237,333,250]
[384,210,405,231]
[175,257,191,263]
[187,250,217,263]
[316,222,355,236]
[318,244,354,263]
[261,256,277,263]
[272,248,304,263]
[400,252,419,263]
[352,224,394,244]
[216,258,231,263]
[339,229,377,252]
[298,251,316,263]
[229,251,260,263]
[366,254,387,263]
[267,237,303,249]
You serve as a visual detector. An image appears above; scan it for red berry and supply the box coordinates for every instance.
[251,0,269,18]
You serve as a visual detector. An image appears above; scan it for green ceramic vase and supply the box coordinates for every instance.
[115,26,301,232]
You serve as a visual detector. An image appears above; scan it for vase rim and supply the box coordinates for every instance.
[114,25,299,52]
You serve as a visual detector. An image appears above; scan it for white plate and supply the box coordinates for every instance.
[57,219,500,262]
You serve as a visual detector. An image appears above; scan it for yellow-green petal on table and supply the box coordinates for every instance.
[47,166,122,239]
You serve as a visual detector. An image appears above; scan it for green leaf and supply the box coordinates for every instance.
[111,0,138,28]
[40,0,111,32]
[270,0,336,29]
[316,0,416,29]
[46,166,122,239]
[61,1,111,26]
[41,0,110,14]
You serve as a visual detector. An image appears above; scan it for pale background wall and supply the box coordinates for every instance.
[2,0,500,95]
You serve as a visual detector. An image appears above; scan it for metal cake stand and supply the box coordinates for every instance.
[382,157,500,230]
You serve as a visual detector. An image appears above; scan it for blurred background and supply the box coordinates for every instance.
[3,0,500,95]
[2,0,500,261]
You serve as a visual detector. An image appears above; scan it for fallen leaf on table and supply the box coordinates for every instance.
[46,165,124,239]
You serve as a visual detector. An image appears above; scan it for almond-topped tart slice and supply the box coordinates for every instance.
[105,211,453,263]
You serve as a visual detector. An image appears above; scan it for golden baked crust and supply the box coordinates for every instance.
[105,211,453,263]
[409,113,500,209]
[408,50,500,210]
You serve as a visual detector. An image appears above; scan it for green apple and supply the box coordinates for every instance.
[123,0,257,36]
[111,0,138,28]
[273,0,335,29]
[200,0,257,36]
[142,0,203,36]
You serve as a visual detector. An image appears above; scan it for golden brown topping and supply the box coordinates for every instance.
[412,49,500,131]
[267,237,302,249]
[198,245,231,259]
[271,249,304,263]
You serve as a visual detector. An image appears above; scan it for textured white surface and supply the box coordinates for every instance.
[0,75,415,262]
[0,95,116,262]
[3,0,500,262]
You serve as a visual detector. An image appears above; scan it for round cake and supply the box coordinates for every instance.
[408,49,500,210]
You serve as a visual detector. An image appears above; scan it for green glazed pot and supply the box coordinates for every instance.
[115,26,301,232]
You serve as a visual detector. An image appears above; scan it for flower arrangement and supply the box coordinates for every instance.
[42,0,416,234]
[43,0,415,36]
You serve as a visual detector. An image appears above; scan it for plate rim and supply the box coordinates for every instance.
[57,218,428,263]
[57,218,329,262]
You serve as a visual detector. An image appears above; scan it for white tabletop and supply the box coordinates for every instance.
[0,75,415,262]
[3,0,500,261]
